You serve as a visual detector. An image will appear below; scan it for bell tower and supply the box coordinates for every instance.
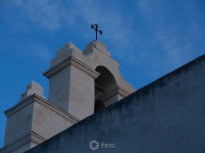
[0,40,136,153]
[43,41,136,120]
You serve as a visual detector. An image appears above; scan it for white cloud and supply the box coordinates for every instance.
[13,0,62,30]
[3,0,203,76]
[11,40,52,61]
[1,0,139,64]
[2,0,135,48]
[2,0,75,30]
[132,0,201,77]
[67,0,135,47]
[29,42,52,61]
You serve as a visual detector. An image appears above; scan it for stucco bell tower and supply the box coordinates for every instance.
[43,41,136,120]
[0,40,136,153]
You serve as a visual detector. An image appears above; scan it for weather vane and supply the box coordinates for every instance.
[91,24,102,41]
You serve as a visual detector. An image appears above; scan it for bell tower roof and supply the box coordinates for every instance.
[85,41,110,57]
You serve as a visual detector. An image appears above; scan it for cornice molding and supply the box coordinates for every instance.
[95,86,130,103]
[43,56,100,79]
[5,94,79,124]
[82,46,94,55]
[0,131,45,153]
[83,46,111,57]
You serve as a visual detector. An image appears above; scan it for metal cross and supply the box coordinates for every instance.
[91,24,102,41]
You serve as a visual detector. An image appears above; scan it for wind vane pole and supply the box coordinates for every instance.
[91,24,102,41]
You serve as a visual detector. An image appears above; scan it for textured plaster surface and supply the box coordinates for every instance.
[32,102,73,140]
[12,143,37,153]
[19,81,46,103]
[0,95,77,153]
[68,66,95,119]
[26,54,205,153]
[48,64,95,120]
[104,95,122,107]
[4,103,33,145]
[48,66,71,111]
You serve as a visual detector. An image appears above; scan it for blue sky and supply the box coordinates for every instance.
[0,0,205,148]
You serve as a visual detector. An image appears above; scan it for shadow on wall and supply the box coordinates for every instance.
[94,66,117,113]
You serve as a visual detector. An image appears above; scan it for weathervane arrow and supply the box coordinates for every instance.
[91,24,102,41]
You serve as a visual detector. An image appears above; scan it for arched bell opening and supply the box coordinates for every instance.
[94,66,117,113]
